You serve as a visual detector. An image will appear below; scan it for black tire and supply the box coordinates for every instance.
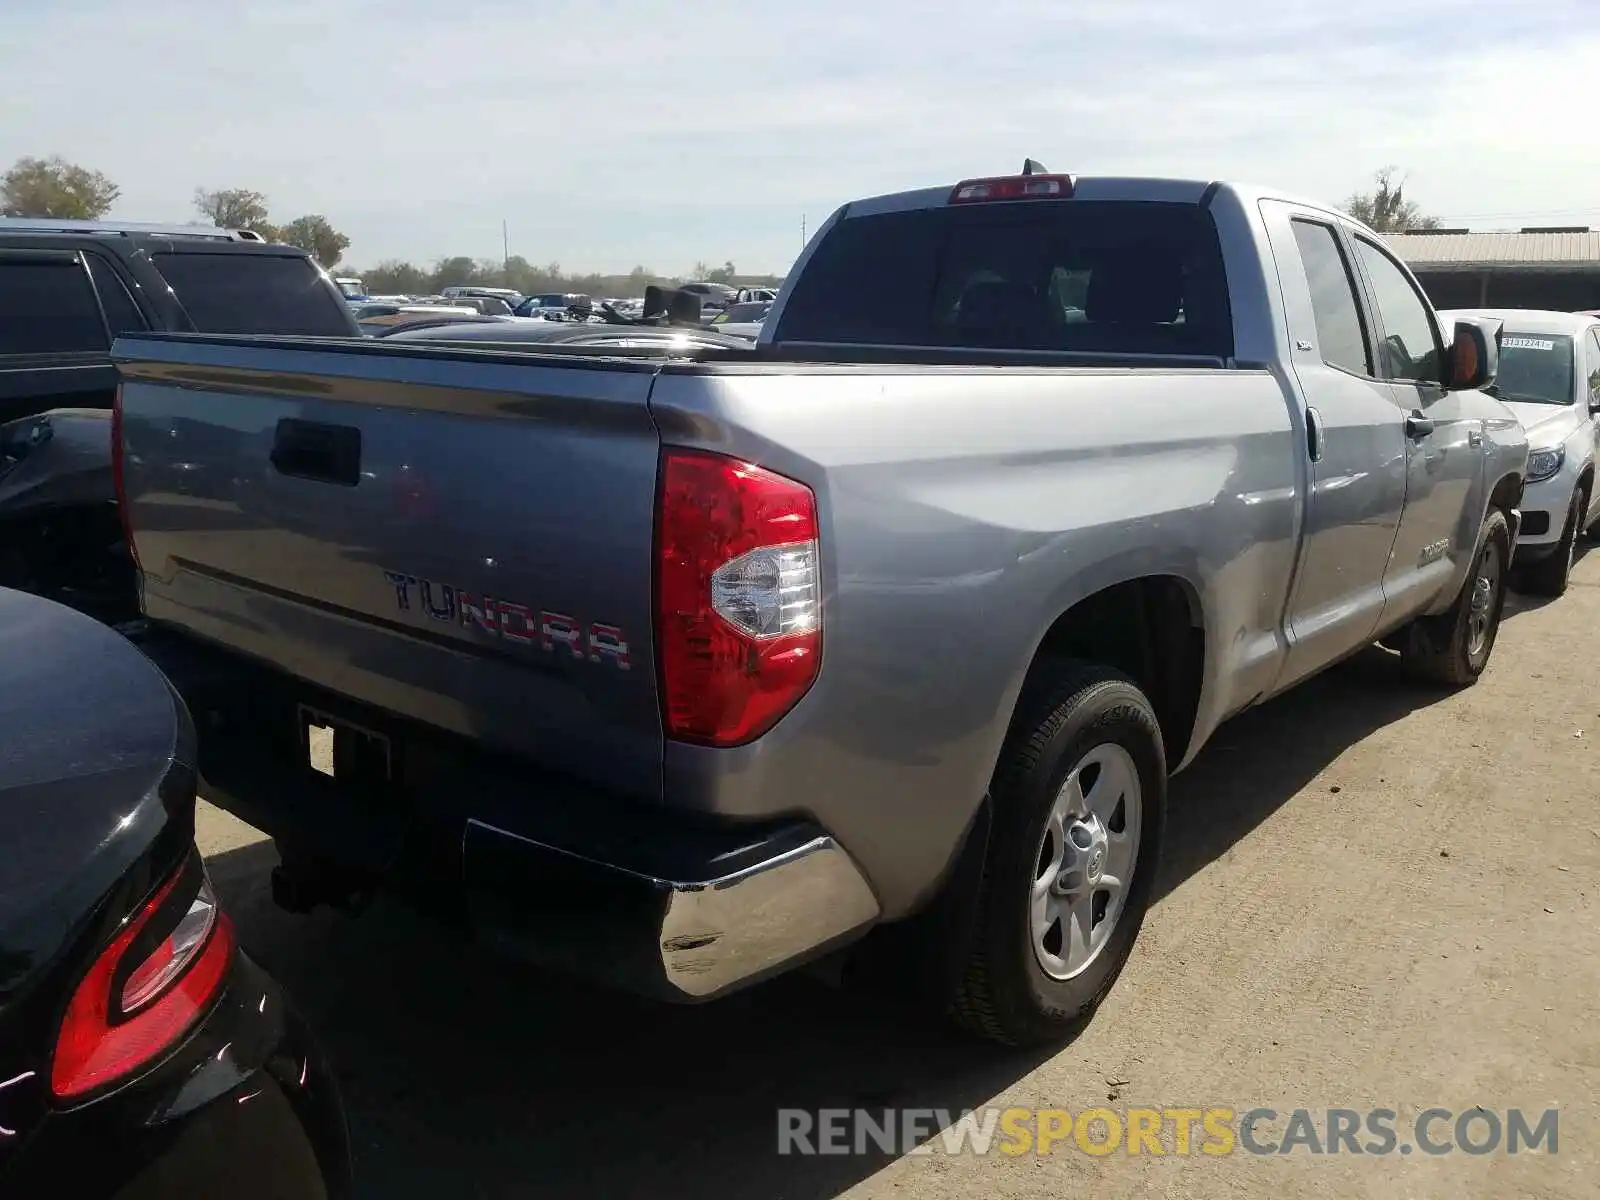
[1516,491,1581,598]
[948,661,1166,1047]
[1401,508,1511,686]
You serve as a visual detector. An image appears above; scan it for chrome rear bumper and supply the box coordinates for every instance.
[464,819,881,1001]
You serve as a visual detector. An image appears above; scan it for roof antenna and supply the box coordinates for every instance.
[1022,158,1048,176]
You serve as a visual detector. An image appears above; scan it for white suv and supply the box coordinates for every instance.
[1444,308,1600,595]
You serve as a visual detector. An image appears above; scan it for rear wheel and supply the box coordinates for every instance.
[1401,509,1510,686]
[1517,490,1581,597]
[948,662,1166,1046]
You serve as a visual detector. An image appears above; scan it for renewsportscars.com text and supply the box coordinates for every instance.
[777,1106,1559,1158]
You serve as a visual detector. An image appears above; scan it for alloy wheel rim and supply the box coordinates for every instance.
[1467,538,1500,658]
[1030,743,1142,980]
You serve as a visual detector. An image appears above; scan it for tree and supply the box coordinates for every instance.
[1344,167,1442,233]
[432,256,482,289]
[362,260,431,295]
[277,214,351,268]
[706,260,737,285]
[1,156,120,219]
[193,187,271,231]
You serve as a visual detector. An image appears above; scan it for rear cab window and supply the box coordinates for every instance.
[775,200,1233,357]
[150,252,354,336]
[0,254,109,356]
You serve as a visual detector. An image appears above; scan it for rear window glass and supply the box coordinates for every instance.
[0,257,108,355]
[151,252,354,336]
[777,200,1233,357]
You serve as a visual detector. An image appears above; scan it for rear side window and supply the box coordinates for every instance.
[1289,220,1371,376]
[777,200,1233,357]
[151,252,353,336]
[0,257,108,355]
[85,254,148,337]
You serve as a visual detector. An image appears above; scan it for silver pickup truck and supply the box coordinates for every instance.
[114,169,1527,1046]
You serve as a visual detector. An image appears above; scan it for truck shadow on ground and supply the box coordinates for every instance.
[206,646,1459,1200]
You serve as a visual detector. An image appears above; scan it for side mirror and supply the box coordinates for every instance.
[667,289,703,327]
[642,285,672,321]
[1443,319,1498,392]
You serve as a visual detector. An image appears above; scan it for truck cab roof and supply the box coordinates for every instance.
[837,175,1356,225]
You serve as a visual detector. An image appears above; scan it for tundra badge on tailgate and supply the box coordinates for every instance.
[382,570,631,670]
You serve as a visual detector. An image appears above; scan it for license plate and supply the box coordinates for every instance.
[298,705,392,784]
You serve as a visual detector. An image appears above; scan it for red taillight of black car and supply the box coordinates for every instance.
[51,855,235,1101]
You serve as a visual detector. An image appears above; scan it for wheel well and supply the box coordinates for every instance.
[1013,577,1205,767]
[1488,472,1523,519]
[1579,464,1594,505]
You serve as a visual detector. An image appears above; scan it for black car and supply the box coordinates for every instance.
[0,588,351,1198]
[0,218,360,622]
[0,218,358,426]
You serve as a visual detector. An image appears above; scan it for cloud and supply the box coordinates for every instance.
[2,0,1595,272]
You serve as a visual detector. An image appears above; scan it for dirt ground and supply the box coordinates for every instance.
[197,545,1600,1200]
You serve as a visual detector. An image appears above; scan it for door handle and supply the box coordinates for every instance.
[1467,427,1484,448]
[1304,406,1324,462]
[1405,411,1435,439]
[270,418,362,487]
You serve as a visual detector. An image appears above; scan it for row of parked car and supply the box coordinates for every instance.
[337,278,778,339]
[1,174,1598,1195]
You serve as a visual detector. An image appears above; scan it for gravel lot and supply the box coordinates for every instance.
[198,546,1600,1200]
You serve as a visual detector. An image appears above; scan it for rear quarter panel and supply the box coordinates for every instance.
[649,364,1301,917]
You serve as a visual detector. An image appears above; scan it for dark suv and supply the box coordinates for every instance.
[0,219,359,620]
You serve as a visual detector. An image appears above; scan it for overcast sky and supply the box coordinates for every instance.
[2,0,1593,274]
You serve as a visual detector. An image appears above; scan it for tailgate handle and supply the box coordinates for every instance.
[270,419,362,487]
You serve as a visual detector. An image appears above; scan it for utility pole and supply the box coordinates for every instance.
[801,213,807,250]
[502,219,509,275]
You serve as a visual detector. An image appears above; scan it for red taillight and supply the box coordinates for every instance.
[949,174,1077,204]
[51,860,234,1102]
[656,449,822,747]
[110,383,142,572]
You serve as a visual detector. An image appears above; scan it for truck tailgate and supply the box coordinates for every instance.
[114,335,665,798]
